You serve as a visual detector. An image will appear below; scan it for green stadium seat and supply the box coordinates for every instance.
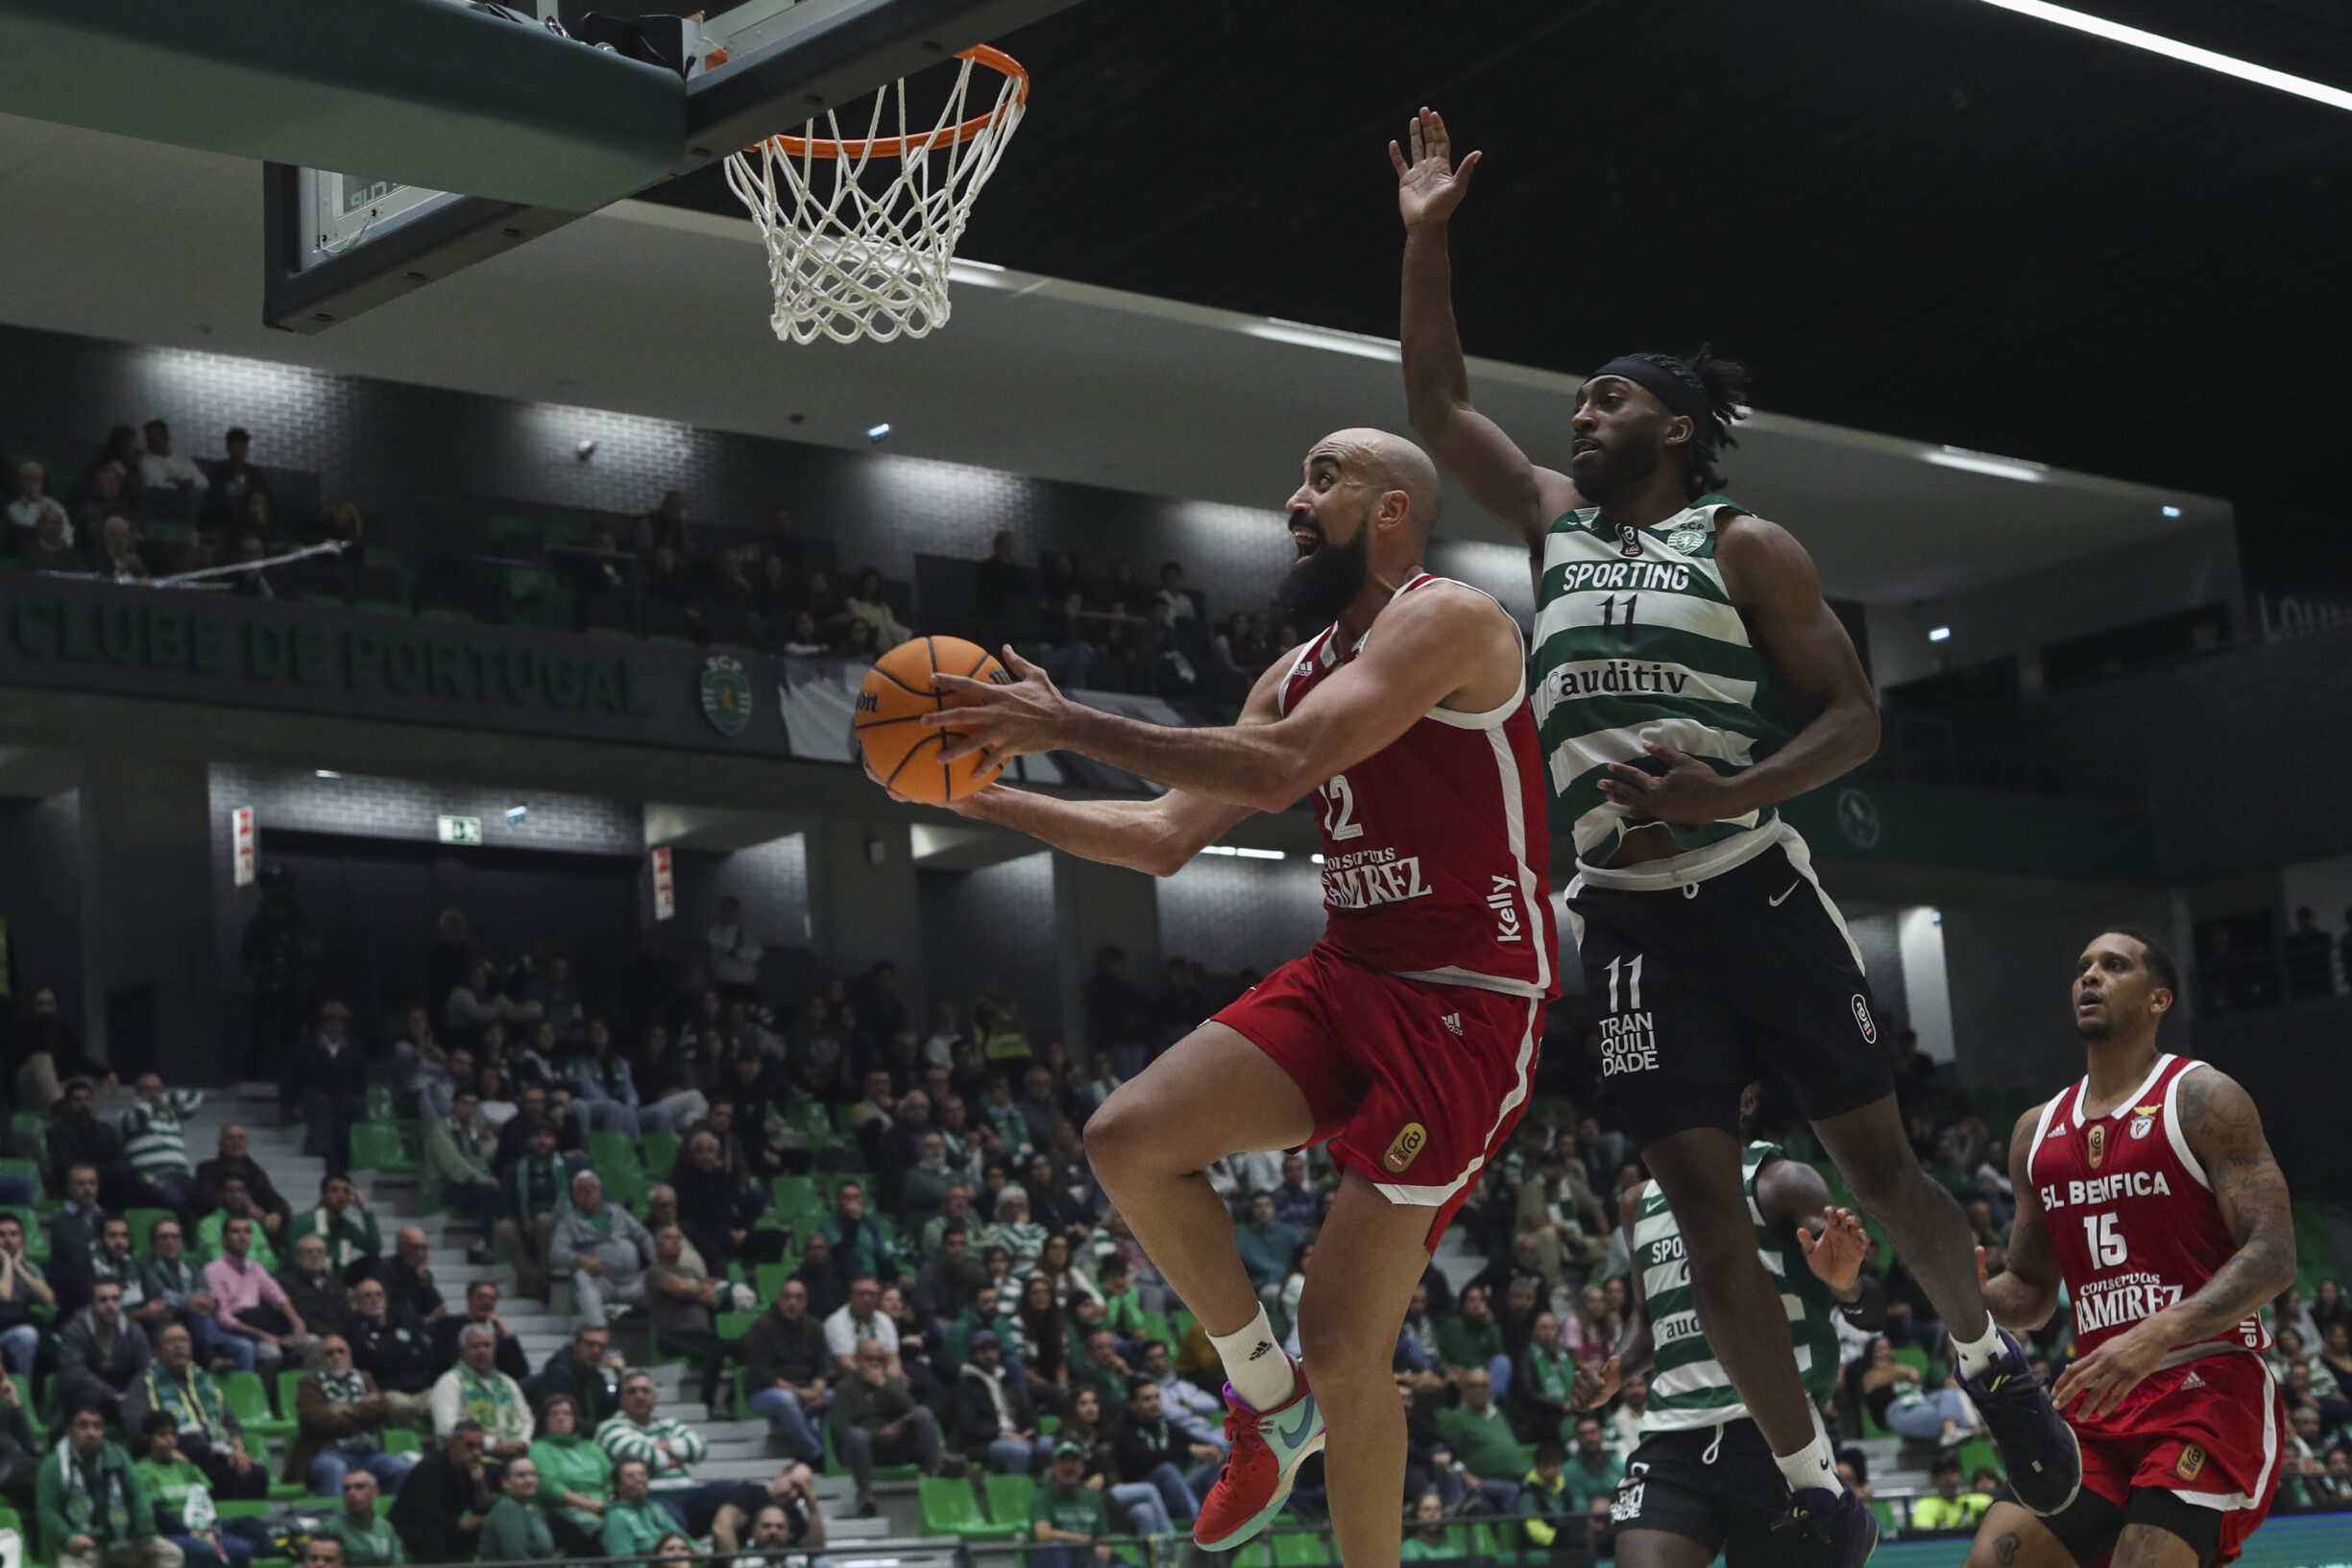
[217,1501,274,1520]
[983,1472,1035,1528]
[754,1263,791,1303]
[220,1371,293,1442]
[364,1085,396,1122]
[919,1476,1021,1541]
[1231,1541,1274,1568]
[643,1131,681,1181]
[1272,1531,1332,1565]
[589,1132,647,1206]
[773,1175,821,1220]
[265,1483,307,1503]
[715,1312,755,1339]
[1139,1312,1174,1351]
[349,1122,415,1175]
[384,1429,420,1454]
[278,1369,307,1421]
[1955,1437,2002,1481]
[9,1113,42,1144]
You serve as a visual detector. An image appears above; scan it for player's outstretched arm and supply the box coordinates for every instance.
[1600,516,1879,826]
[888,664,1276,875]
[1980,1104,2063,1333]
[928,585,1520,812]
[1392,108,1580,557]
[1758,1157,1884,1324]
[2053,1069,2295,1418]
[1571,1186,1655,1410]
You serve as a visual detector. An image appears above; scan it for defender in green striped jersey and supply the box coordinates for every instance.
[1570,1134,1882,1568]
[1396,102,2078,1557]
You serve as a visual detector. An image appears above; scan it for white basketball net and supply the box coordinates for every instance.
[723,50,1027,345]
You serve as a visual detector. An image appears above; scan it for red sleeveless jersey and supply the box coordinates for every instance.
[1276,574,1558,1000]
[2026,1053,2266,1360]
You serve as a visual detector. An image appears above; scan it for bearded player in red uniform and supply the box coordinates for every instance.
[1965,929,2295,1568]
[888,428,1555,1568]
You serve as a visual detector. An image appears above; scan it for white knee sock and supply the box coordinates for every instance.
[1771,1406,1845,1498]
[1951,1315,2004,1378]
[1208,1306,1297,1411]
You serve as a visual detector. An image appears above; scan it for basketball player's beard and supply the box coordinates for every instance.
[1572,430,1666,507]
[1274,528,1370,630]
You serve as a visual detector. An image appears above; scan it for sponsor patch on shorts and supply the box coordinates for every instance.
[2176,1444,2206,1482]
[1384,1122,1428,1173]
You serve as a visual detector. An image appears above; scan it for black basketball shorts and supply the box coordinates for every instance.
[1568,834,1893,1146]
[1611,1421,1796,1567]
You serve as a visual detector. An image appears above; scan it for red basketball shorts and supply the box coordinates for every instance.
[2073,1350,2285,1566]
[1212,944,1542,1251]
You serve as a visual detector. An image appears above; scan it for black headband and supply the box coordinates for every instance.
[1589,353,1718,446]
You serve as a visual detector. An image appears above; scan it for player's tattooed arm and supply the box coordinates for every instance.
[2052,1070,2296,1419]
[1570,1187,1654,1410]
[1980,1103,2062,1332]
[2158,1068,2297,1343]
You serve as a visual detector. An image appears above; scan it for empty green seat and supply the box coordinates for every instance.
[643,1131,681,1181]
[349,1122,415,1174]
[715,1312,755,1339]
[983,1472,1034,1527]
[919,1476,1020,1541]
[220,1370,293,1442]
[754,1263,791,1303]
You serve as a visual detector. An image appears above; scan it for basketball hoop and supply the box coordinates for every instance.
[723,46,1029,345]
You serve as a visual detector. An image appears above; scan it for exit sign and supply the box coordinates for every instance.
[437,814,483,846]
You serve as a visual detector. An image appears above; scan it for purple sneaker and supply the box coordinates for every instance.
[1960,1327,2082,1515]
[1775,1485,1879,1568]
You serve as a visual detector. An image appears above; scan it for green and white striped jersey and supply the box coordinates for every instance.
[119,1090,202,1177]
[1631,1142,1841,1434]
[1535,496,1814,880]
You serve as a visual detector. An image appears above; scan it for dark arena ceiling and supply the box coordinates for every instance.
[652,0,2352,516]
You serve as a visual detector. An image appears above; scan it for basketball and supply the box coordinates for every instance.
[856,636,1013,803]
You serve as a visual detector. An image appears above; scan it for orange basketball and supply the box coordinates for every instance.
[856,636,1012,803]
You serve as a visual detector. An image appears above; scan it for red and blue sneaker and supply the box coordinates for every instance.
[1192,1365,1324,1552]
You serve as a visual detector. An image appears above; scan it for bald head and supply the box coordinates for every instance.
[1312,428,1439,536]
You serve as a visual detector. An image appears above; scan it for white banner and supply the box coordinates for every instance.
[230,807,255,886]
[650,846,675,922]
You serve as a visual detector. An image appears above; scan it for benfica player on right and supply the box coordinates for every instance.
[1965,929,2295,1568]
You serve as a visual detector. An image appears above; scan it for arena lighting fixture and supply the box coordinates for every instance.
[1928,626,1953,642]
[1923,446,2048,482]
[2163,505,2184,518]
[1242,319,1403,364]
[1234,847,1286,860]
[866,422,892,444]
[1971,0,2352,114]
[505,805,528,825]
[1310,854,1325,865]
[314,769,341,779]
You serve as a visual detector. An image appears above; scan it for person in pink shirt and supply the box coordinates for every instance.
[203,1216,312,1376]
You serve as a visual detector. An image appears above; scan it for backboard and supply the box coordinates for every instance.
[261,0,1081,332]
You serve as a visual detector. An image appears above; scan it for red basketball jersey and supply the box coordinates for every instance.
[1276,574,1558,1000]
[2026,1053,2267,1359]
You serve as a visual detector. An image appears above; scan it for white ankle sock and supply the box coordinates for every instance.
[1772,1409,1844,1497]
[1208,1307,1296,1411]
[1952,1316,2004,1378]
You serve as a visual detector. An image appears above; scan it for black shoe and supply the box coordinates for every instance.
[855,1496,879,1518]
[1776,1485,1879,1568]
[1960,1327,2082,1515]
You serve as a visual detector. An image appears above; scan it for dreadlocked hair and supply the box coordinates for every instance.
[1676,344,1752,500]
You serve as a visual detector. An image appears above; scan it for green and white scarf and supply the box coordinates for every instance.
[54,1438,133,1542]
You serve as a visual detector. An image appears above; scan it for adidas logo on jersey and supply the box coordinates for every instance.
[1441,1013,1464,1036]
[2181,1371,2206,1390]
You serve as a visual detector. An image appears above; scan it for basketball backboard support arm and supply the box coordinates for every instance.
[262,0,1085,333]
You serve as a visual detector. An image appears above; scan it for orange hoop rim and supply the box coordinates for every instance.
[754,45,1028,161]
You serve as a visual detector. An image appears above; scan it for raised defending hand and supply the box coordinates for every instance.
[1390,108,1482,229]
[1796,1207,1869,1296]
[1600,738,1735,824]
[1568,1353,1622,1411]
[926,646,1078,764]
